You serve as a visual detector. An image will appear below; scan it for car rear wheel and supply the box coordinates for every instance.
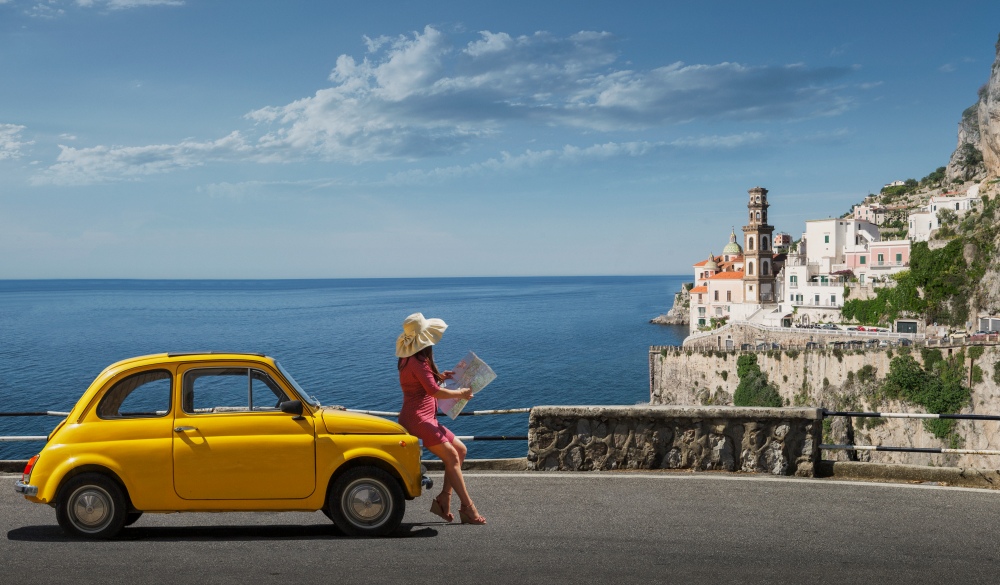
[55,473,128,539]
[327,466,404,537]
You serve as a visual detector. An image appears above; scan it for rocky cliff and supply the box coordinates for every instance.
[947,33,1000,181]
[650,284,690,325]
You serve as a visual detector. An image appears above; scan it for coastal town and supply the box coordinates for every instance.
[654,178,998,348]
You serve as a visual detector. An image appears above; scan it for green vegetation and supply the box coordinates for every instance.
[841,238,974,327]
[881,352,972,439]
[733,354,782,408]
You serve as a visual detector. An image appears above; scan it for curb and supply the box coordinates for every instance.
[817,460,1000,489]
[0,460,26,474]
[422,458,529,472]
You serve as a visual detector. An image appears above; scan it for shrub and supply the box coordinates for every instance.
[721,370,729,382]
[881,354,971,438]
[733,353,782,407]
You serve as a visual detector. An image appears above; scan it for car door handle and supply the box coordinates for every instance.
[173,426,197,432]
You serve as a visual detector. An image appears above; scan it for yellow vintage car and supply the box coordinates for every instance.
[15,352,429,538]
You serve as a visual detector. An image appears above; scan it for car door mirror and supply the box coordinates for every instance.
[279,400,304,419]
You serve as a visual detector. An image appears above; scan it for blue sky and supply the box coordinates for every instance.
[1,1,998,278]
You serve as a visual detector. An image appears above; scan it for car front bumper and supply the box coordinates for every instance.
[14,481,38,497]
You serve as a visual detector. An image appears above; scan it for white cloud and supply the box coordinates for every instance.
[33,131,249,185]
[384,141,660,184]
[23,0,181,16]
[669,132,765,149]
[939,63,956,73]
[75,0,183,8]
[247,26,854,161]
[33,25,857,182]
[0,124,32,159]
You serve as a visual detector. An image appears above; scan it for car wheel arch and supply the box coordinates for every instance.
[325,456,408,503]
[56,465,136,512]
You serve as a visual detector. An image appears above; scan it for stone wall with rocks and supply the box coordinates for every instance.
[650,345,1000,467]
[527,405,821,477]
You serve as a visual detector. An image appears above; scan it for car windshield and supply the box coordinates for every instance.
[275,361,321,408]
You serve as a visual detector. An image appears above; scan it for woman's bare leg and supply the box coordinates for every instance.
[426,440,475,512]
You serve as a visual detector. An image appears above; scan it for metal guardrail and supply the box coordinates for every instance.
[820,409,1000,456]
[0,408,532,447]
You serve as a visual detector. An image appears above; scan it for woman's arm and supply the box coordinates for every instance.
[411,359,473,401]
[432,387,474,401]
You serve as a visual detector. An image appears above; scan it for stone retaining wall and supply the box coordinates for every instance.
[527,405,821,476]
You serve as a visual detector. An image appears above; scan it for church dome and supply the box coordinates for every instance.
[722,229,743,255]
[704,253,719,272]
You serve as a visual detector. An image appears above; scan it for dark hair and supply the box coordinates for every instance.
[398,346,444,382]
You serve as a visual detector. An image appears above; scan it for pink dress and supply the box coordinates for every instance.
[398,357,456,447]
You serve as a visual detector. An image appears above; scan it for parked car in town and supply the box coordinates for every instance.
[15,352,429,539]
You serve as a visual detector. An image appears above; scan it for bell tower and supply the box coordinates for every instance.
[742,186,776,304]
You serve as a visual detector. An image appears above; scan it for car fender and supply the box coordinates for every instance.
[320,442,423,499]
[33,453,132,505]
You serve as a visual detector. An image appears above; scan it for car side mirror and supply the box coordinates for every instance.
[279,400,304,420]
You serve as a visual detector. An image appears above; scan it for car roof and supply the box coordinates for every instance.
[99,352,273,376]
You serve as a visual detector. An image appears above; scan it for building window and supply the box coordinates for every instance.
[698,294,702,303]
[748,236,755,250]
[762,261,769,276]
[831,295,836,305]
[714,290,719,301]
[726,291,731,301]
[896,253,903,264]
[824,235,830,244]
[877,253,883,266]
[814,294,820,304]
[956,203,960,210]
[790,275,798,287]
[698,307,706,316]
[748,261,754,276]
[860,256,866,265]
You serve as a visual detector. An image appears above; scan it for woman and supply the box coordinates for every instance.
[396,312,486,525]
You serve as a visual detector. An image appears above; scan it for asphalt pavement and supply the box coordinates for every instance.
[2,471,999,584]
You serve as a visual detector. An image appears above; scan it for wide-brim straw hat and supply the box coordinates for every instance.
[395,312,448,358]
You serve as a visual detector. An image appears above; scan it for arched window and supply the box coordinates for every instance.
[762,236,769,250]
[748,236,755,251]
[756,195,761,203]
[748,261,755,276]
[749,211,754,222]
[756,211,761,221]
[762,261,769,275]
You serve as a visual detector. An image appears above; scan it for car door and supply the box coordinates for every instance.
[171,364,316,500]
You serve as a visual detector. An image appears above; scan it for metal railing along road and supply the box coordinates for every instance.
[821,409,1000,456]
[0,408,531,453]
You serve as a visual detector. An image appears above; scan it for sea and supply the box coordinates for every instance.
[0,276,689,460]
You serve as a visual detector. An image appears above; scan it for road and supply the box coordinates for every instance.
[2,471,999,584]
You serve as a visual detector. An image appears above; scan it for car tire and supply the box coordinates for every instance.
[55,473,128,539]
[327,466,404,537]
[124,512,143,526]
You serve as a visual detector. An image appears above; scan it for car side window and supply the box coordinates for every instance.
[183,368,290,414]
[97,370,172,419]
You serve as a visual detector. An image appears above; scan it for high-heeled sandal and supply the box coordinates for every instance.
[430,495,454,522]
[459,506,486,525]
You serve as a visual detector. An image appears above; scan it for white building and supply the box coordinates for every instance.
[781,218,909,324]
[907,186,980,242]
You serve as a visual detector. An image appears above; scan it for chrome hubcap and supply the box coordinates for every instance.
[344,481,388,525]
[70,486,112,532]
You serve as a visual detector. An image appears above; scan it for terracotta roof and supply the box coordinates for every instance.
[689,285,708,293]
[693,255,722,267]
[709,271,745,280]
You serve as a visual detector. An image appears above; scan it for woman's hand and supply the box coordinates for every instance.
[442,370,455,380]
[459,387,473,401]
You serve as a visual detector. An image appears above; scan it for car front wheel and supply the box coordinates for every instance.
[55,473,128,539]
[327,466,404,537]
